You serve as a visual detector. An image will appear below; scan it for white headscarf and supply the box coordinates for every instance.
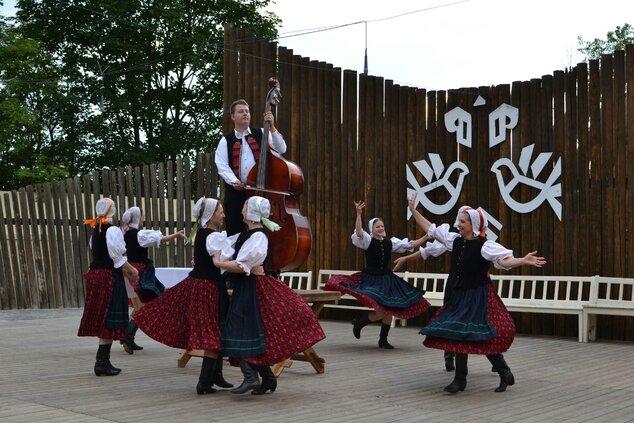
[246,196,280,232]
[193,197,218,228]
[454,205,488,238]
[368,217,382,234]
[120,206,142,233]
[84,197,116,230]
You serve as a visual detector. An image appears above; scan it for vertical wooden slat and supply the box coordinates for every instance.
[157,163,167,267]
[71,177,87,302]
[176,158,185,266]
[26,186,47,308]
[600,55,615,278]
[0,194,16,309]
[342,70,357,271]
[56,181,77,307]
[12,190,28,308]
[626,45,634,280]
[45,184,62,308]
[588,60,603,276]
[612,50,626,278]
[183,156,192,266]
[167,160,175,267]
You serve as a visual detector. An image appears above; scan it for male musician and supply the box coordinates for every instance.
[214,99,287,235]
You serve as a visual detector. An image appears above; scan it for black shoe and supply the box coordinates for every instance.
[94,344,120,376]
[196,357,218,395]
[230,360,261,394]
[196,382,217,395]
[444,380,466,393]
[378,339,394,349]
[211,359,234,388]
[252,366,277,395]
[352,312,371,339]
[94,360,121,376]
[495,371,515,392]
[120,338,134,355]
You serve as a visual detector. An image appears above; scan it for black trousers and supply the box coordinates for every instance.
[224,184,247,236]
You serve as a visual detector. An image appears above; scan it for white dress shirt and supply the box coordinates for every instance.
[214,128,287,185]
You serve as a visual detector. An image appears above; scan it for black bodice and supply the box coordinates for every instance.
[363,237,393,275]
[447,237,490,289]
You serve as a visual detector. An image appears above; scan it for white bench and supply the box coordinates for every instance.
[489,275,594,342]
[279,271,313,290]
[583,276,634,342]
[317,269,596,341]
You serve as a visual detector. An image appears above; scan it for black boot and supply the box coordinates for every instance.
[378,323,394,349]
[252,366,277,395]
[230,360,261,394]
[94,343,120,376]
[352,312,371,339]
[211,358,234,388]
[487,354,515,392]
[196,357,218,395]
[444,351,455,371]
[444,353,467,393]
[121,319,143,354]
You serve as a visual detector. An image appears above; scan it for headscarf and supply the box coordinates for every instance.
[187,197,219,244]
[120,206,142,233]
[246,196,280,232]
[368,217,382,234]
[454,205,487,238]
[83,197,116,232]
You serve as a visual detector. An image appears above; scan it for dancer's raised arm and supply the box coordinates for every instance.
[353,200,366,239]
[408,192,432,234]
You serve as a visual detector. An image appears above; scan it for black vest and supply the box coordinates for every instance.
[224,127,263,178]
[189,227,223,281]
[90,223,115,269]
[447,237,490,289]
[124,228,150,264]
[363,237,393,275]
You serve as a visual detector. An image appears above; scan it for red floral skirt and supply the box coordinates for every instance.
[423,284,515,354]
[325,272,430,319]
[78,268,127,340]
[243,275,326,367]
[131,276,222,353]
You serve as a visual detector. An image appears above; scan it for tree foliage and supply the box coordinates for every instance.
[0,0,280,190]
[577,23,634,61]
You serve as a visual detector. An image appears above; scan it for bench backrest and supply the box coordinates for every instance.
[279,271,313,290]
[490,275,594,307]
[591,276,634,307]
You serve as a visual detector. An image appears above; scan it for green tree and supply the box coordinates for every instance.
[577,23,634,61]
[0,18,68,189]
[3,0,279,188]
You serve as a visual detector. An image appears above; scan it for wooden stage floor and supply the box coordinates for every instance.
[1,309,633,423]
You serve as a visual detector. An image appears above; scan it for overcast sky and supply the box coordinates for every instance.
[1,0,630,90]
[267,0,629,90]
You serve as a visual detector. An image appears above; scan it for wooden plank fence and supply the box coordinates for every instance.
[0,25,633,341]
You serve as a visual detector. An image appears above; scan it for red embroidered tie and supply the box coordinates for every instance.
[231,136,261,179]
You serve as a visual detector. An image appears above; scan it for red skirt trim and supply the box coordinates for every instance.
[131,276,222,352]
[423,284,515,354]
[78,268,127,340]
[324,272,430,319]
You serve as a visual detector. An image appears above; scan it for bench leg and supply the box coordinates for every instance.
[587,314,597,342]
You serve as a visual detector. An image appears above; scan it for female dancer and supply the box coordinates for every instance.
[119,206,187,354]
[211,196,326,395]
[398,193,546,393]
[324,200,430,348]
[78,197,139,376]
[132,197,232,394]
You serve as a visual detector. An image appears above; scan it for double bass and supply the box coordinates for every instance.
[246,78,311,272]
